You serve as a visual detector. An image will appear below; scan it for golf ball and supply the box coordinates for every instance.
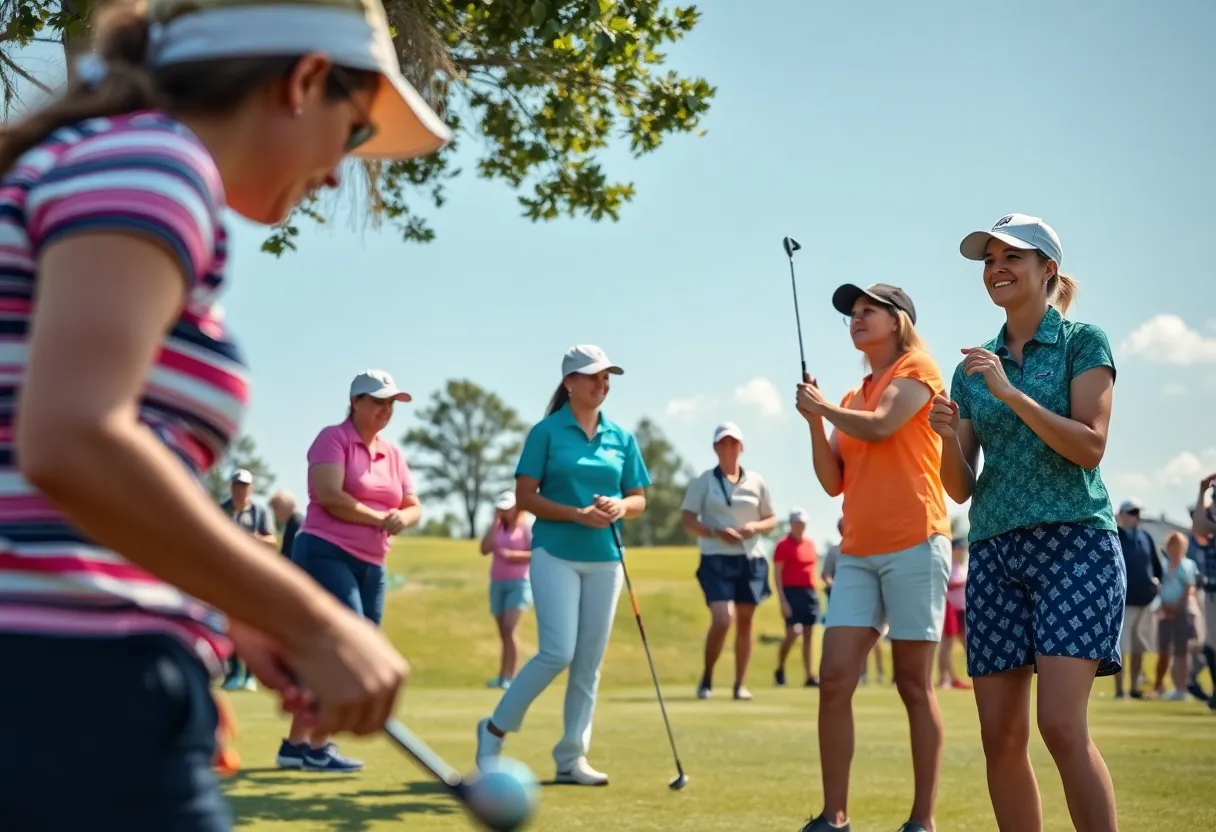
[466,756,539,831]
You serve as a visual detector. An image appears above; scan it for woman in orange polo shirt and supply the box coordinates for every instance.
[793,283,951,832]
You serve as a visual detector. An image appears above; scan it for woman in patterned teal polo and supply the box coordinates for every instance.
[929,213,1123,831]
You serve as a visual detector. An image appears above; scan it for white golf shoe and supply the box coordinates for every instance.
[555,756,609,786]
[475,718,504,769]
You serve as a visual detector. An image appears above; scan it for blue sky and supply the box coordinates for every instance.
[11,1,1216,543]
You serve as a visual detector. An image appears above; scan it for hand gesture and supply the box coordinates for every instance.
[575,503,614,528]
[796,378,829,419]
[380,510,407,535]
[593,494,627,521]
[1201,472,1216,491]
[737,523,758,540]
[927,394,960,439]
[961,348,1016,402]
[716,527,744,544]
[228,621,314,718]
[290,606,408,736]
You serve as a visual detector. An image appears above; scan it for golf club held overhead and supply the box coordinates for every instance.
[783,236,809,381]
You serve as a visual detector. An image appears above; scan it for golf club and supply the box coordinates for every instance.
[608,521,690,791]
[782,236,808,381]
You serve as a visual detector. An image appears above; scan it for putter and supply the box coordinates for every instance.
[609,521,690,791]
[782,236,809,381]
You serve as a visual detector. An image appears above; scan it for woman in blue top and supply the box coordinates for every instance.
[929,214,1123,832]
[475,344,651,786]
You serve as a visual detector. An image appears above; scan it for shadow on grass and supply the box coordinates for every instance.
[224,775,461,831]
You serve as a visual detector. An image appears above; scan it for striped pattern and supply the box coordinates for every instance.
[0,111,245,673]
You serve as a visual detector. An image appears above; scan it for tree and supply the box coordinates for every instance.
[1,1,716,255]
[401,380,526,539]
[408,511,463,539]
[623,417,693,547]
[203,434,276,504]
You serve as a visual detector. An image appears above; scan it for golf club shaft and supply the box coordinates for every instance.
[383,718,466,792]
[610,522,687,778]
[787,254,808,380]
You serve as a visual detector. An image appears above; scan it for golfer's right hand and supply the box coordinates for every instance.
[927,395,959,438]
[292,607,407,737]
[574,504,614,528]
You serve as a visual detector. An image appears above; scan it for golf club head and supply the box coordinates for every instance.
[669,773,689,790]
[782,236,801,258]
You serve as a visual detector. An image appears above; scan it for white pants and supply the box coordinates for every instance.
[491,547,623,769]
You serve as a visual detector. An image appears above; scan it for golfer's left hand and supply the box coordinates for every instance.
[796,379,829,418]
[961,348,1016,402]
[593,495,627,520]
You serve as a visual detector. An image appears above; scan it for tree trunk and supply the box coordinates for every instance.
[60,0,93,85]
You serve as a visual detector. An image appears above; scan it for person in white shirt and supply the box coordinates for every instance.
[681,422,777,700]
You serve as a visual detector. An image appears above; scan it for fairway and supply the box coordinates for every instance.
[221,540,1216,831]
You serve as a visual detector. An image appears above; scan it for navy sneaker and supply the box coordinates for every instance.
[303,743,364,772]
[775,668,787,687]
[897,823,930,832]
[275,739,308,769]
[799,815,850,831]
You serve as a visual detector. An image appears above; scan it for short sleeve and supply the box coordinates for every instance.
[949,362,971,420]
[26,125,222,287]
[757,478,775,517]
[621,432,652,492]
[772,539,786,563]
[257,506,274,536]
[307,427,347,467]
[1069,324,1116,383]
[515,423,548,481]
[892,350,945,396]
[681,473,708,513]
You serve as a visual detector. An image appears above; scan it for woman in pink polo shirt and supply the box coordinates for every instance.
[276,369,422,773]
[479,490,534,690]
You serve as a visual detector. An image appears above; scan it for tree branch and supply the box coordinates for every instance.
[0,49,52,93]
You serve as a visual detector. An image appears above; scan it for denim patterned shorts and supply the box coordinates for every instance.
[965,523,1126,678]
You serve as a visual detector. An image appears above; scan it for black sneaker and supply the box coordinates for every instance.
[1187,682,1209,702]
[897,823,929,832]
[799,815,850,831]
[697,676,712,700]
[775,668,787,687]
[1129,689,1145,700]
[1208,694,1216,711]
[806,677,820,688]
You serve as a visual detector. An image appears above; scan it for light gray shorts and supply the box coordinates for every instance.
[825,534,951,642]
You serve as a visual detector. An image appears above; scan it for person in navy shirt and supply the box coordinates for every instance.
[475,345,651,786]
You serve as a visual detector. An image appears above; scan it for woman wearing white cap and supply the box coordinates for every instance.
[930,214,1122,830]
[795,283,951,832]
[476,345,651,786]
[681,421,777,701]
[0,0,447,824]
[278,369,421,772]
[479,490,534,689]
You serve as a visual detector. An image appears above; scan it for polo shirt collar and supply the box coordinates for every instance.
[994,305,1063,355]
[556,402,607,435]
[342,417,386,457]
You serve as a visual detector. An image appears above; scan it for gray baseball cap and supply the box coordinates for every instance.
[349,369,411,402]
[960,213,1063,265]
[832,283,918,325]
[561,345,624,377]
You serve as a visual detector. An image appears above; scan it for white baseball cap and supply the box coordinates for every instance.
[230,468,253,485]
[1118,498,1142,514]
[561,345,624,377]
[494,491,517,511]
[712,422,744,445]
[789,507,808,523]
[349,369,411,402]
[959,213,1063,265]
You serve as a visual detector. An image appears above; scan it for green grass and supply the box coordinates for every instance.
[221,539,1216,831]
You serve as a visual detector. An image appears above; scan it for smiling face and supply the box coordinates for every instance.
[848,296,899,350]
[350,393,396,436]
[226,55,380,225]
[982,239,1056,311]
[567,370,611,410]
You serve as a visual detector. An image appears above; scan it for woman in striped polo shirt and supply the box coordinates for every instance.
[931,213,1123,830]
[0,0,449,827]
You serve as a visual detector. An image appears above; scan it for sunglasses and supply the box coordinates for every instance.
[328,67,377,152]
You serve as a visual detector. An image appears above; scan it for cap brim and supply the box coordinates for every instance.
[355,71,452,160]
[959,231,1041,261]
[575,361,624,376]
[713,431,743,445]
[361,387,412,402]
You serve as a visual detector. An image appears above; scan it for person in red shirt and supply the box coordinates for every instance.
[774,508,821,687]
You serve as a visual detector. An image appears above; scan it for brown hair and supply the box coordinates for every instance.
[1035,250,1077,315]
[545,381,571,417]
[0,0,378,177]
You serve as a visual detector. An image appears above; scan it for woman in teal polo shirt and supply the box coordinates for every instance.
[475,344,651,786]
[929,213,1123,831]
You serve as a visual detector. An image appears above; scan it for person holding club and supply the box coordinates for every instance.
[475,345,651,786]
[795,283,951,832]
[0,0,450,825]
[931,213,1123,831]
[682,421,778,701]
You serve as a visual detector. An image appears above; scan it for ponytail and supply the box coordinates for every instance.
[545,382,570,417]
[0,0,380,179]
[1048,273,1077,315]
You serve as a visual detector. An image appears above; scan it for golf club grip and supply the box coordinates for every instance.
[383,717,465,790]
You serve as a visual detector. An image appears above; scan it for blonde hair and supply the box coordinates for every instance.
[1035,251,1078,315]
[1165,531,1188,554]
[864,307,928,370]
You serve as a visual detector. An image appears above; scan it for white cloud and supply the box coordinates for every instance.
[1113,449,1216,503]
[665,394,712,419]
[1120,314,1216,365]
[733,376,784,418]
[1162,383,1186,397]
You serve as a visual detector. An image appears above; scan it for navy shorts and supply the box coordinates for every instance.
[0,633,230,830]
[696,554,771,606]
[782,586,819,627]
[294,531,386,625]
[965,523,1126,678]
